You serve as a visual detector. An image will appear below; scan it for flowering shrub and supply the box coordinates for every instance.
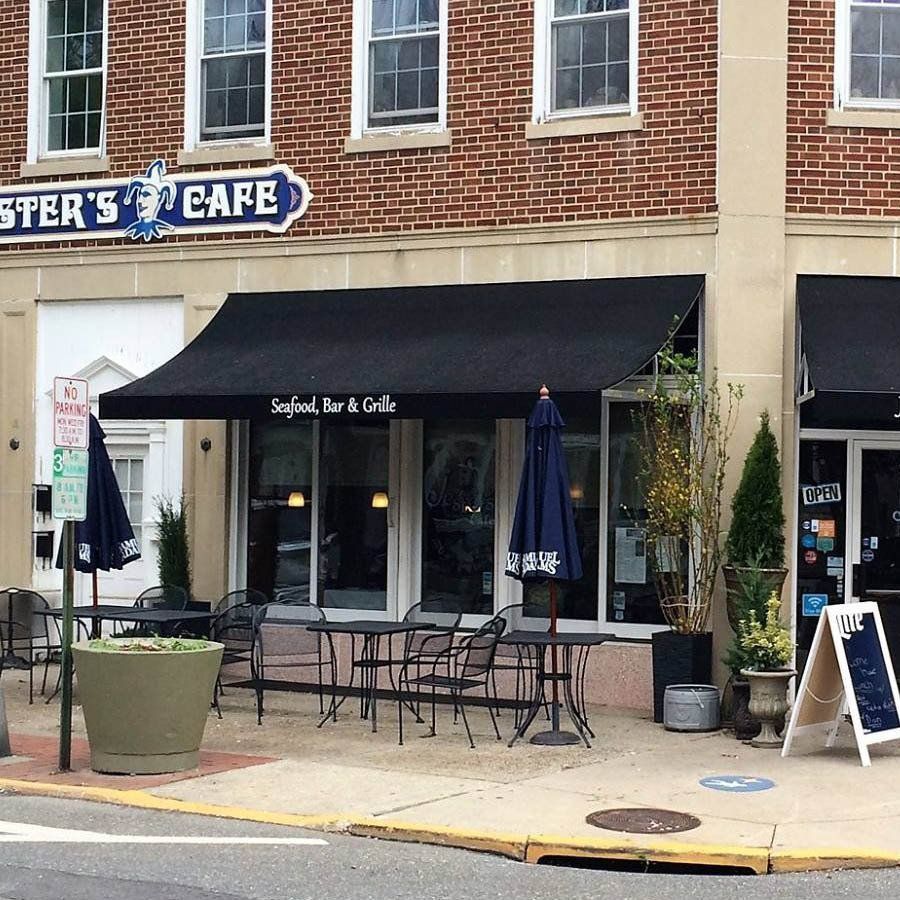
[738,592,793,671]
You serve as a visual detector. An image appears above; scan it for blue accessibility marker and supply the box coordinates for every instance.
[699,775,775,793]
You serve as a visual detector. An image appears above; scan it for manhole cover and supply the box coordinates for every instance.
[585,808,701,834]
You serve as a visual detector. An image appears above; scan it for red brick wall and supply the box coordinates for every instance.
[0,0,717,248]
[788,0,900,216]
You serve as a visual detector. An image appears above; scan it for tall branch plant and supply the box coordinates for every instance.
[637,348,742,634]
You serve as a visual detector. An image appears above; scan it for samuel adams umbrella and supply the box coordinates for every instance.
[56,415,141,604]
[506,386,583,746]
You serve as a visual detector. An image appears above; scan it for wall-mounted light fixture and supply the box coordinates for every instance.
[570,484,584,501]
[371,491,389,509]
[8,437,19,451]
[200,437,212,452]
[288,491,306,508]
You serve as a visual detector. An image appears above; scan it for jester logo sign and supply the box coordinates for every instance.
[0,159,312,244]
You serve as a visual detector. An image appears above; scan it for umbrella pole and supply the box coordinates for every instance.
[530,579,579,746]
[92,570,98,608]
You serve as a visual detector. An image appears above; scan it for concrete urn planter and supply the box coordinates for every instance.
[72,638,223,775]
[741,668,796,749]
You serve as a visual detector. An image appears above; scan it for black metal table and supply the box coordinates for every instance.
[37,606,212,638]
[500,631,614,748]
[307,620,434,733]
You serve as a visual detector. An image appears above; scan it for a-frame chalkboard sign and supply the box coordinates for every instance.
[783,602,900,767]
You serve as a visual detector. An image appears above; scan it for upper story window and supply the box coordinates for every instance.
[350,0,447,138]
[838,0,900,108]
[39,0,106,155]
[201,0,266,141]
[533,0,638,123]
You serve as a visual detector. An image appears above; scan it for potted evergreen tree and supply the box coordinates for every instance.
[723,412,787,632]
[739,592,795,748]
[638,348,742,723]
[155,495,192,602]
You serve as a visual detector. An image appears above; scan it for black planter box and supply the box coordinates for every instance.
[651,631,714,724]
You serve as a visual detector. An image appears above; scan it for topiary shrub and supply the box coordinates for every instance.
[155,495,192,602]
[725,411,785,569]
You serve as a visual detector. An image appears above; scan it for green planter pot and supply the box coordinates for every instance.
[72,638,223,775]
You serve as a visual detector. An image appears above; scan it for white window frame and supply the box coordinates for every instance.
[184,0,273,152]
[27,0,109,163]
[532,0,639,125]
[835,0,900,111]
[350,0,449,140]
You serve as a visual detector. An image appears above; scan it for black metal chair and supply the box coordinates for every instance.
[398,615,506,748]
[133,584,189,610]
[251,601,335,724]
[209,593,260,717]
[30,592,89,703]
[274,586,311,605]
[492,602,550,727]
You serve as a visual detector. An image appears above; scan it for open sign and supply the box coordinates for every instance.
[802,483,842,506]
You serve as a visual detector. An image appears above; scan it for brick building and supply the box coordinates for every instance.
[2,0,900,710]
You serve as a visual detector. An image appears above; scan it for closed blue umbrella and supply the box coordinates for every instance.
[56,415,141,600]
[506,386,582,745]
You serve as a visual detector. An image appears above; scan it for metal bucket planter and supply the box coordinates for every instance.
[72,638,223,774]
[741,668,795,749]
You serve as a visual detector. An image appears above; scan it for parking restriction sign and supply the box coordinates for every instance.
[53,377,89,449]
[52,447,88,521]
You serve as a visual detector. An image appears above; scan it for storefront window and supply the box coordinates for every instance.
[318,422,390,611]
[247,422,314,601]
[422,420,496,615]
[605,402,667,626]
[524,417,601,620]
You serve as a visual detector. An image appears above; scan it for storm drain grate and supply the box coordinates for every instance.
[585,807,701,835]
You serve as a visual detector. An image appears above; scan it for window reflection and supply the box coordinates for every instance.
[524,417,600,620]
[422,420,495,615]
[318,422,390,611]
[247,422,313,602]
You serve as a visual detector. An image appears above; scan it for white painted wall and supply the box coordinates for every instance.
[34,298,184,603]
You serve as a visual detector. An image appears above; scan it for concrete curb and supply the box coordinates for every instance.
[0,776,895,875]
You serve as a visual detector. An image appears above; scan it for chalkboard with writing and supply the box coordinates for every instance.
[843,612,900,735]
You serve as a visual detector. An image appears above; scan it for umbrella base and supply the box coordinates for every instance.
[1,653,32,671]
[530,729,581,746]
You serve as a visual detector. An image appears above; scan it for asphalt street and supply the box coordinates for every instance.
[0,793,899,900]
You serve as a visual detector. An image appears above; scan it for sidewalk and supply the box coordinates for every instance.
[3,669,900,875]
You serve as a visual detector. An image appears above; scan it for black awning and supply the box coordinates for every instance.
[798,275,900,429]
[100,275,703,421]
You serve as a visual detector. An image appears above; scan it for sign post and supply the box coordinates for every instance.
[52,377,89,772]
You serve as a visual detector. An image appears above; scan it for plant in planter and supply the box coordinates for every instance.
[637,346,742,722]
[155,494,192,602]
[739,591,796,749]
[723,411,787,632]
[72,636,223,774]
[722,567,770,740]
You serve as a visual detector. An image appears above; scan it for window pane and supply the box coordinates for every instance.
[204,17,225,52]
[421,32,438,67]
[555,0,578,15]
[249,52,265,85]
[373,40,398,74]
[884,11,900,54]
[419,0,439,28]
[372,0,392,35]
[582,21,607,66]
[554,67,580,110]
[851,55,879,98]
[248,422,314,603]
[65,34,85,71]
[605,403,667,626]
[249,85,264,124]
[226,55,249,87]
[226,0,245,14]
[205,87,227,126]
[883,55,900,97]
[47,114,64,151]
[131,460,144,492]
[207,0,225,15]
[608,62,628,104]
[555,23,581,68]
[68,0,85,31]
[422,420,496,616]
[248,0,265,11]
[87,72,102,109]
[523,419,601,621]
[68,75,87,112]
[86,0,103,30]
[398,37,420,69]
[227,87,248,125]
[49,78,65,114]
[372,73,395,112]
[397,70,418,109]
[225,14,246,50]
[46,37,65,72]
[84,31,102,68]
[247,12,265,46]
[206,56,226,89]
[420,67,438,107]
[852,9,881,55]
[67,113,85,148]
[582,64,606,107]
[47,1,66,36]
[395,0,418,32]
[129,492,143,524]
[318,422,390,613]
[608,14,629,61]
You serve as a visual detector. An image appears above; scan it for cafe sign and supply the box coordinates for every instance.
[271,394,398,419]
[0,159,312,244]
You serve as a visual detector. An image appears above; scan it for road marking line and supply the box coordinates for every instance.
[0,820,327,846]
